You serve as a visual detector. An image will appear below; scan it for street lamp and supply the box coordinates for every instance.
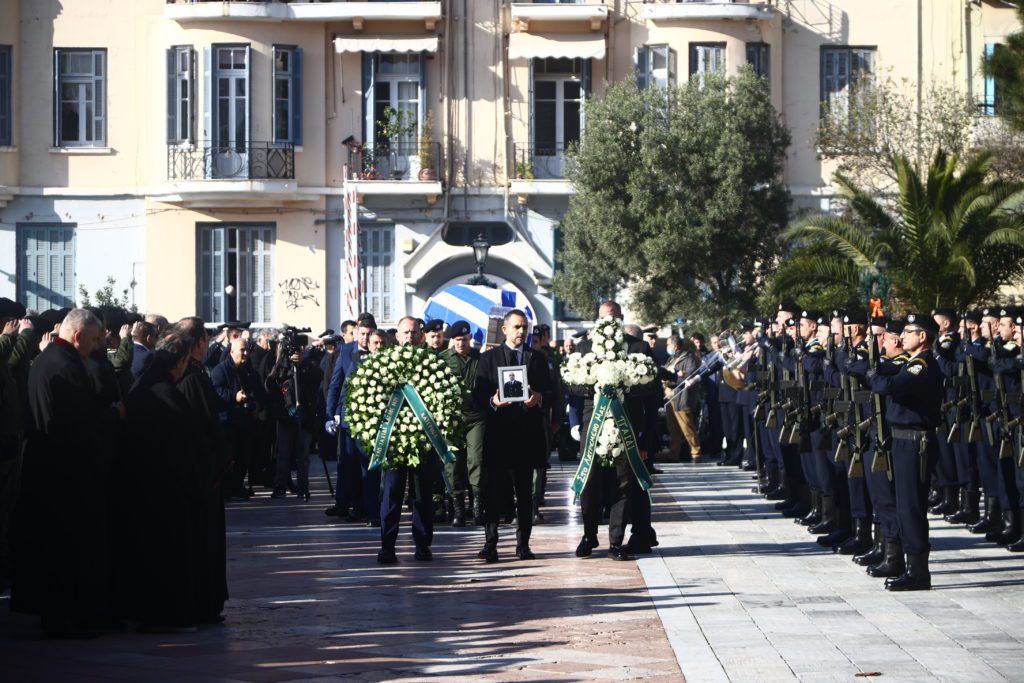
[472,233,490,278]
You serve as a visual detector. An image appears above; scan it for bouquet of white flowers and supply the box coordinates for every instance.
[560,316,657,467]
[345,345,463,469]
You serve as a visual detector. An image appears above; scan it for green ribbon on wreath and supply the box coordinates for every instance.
[570,385,654,503]
[368,383,456,473]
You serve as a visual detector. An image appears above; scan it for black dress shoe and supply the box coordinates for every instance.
[608,544,634,561]
[575,536,599,558]
[742,463,756,472]
[377,549,398,565]
[515,545,536,560]
[324,505,343,517]
[626,542,653,554]
[414,547,433,562]
[270,488,287,499]
[346,511,366,524]
[365,518,381,528]
[533,510,545,525]
[478,544,499,563]
[300,490,311,502]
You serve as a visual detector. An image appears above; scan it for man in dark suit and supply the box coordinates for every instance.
[325,315,379,524]
[571,300,658,560]
[474,309,552,562]
[503,372,524,399]
[210,338,267,500]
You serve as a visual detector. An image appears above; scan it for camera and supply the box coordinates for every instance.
[278,325,312,360]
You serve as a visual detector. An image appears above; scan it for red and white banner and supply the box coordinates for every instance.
[342,176,361,320]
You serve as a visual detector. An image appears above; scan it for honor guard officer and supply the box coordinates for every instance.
[991,305,1024,549]
[954,310,989,529]
[930,308,963,519]
[422,319,452,522]
[868,313,943,591]
[440,320,485,527]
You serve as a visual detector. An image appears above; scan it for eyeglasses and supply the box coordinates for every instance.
[901,326,926,335]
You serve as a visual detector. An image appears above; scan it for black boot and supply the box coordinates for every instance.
[993,508,1022,545]
[575,534,599,558]
[1007,514,1024,552]
[929,486,958,517]
[780,481,810,518]
[885,550,931,591]
[808,496,836,536]
[452,493,467,528]
[767,474,788,502]
[472,488,485,526]
[945,489,980,525]
[478,522,499,562]
[985,509,1011,542]
[515,528,535,560]
[818,503,852,547]
[433,498,448,524]
[763,466,781,498]
[927,487,942,508]
[853,523,884,566]
[867,539,905,578]
[797,492,822,527]
[968,497,1001,534]
[836,518,873,555]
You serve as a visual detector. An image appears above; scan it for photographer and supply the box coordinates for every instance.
[211,337,267,501]
[267,331,322,500]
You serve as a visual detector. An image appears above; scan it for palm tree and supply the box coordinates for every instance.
[778,150,1024,312]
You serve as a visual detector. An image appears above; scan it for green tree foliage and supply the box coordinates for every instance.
[78,276,137,311]
[984,1,1024,133]
[555,69,791,324]
[782,151,1024,312]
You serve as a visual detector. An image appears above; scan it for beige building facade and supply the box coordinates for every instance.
[0,1,1018,332]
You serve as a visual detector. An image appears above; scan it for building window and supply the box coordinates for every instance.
[746,42,770,84]
[530,57,590,179]
[0,46,11,146]
[197,223,274,324]
[167,45,195,145]
[636,45,677,90]
[981,43,1002,116]
[17,224,76,312]
[359,225,394,324]
[820,46,876,120]
[689,43,725,88]
[54,48,106,147]
[372,53,421,148]
[272,45,302,145]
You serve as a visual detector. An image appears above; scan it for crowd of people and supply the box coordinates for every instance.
[657,302,1024,592]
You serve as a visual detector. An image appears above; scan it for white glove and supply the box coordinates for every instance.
[325,418,339,435]
[570,425,581,442]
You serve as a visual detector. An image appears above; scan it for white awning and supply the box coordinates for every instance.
[334,35,438,54]
[508,33,605,61]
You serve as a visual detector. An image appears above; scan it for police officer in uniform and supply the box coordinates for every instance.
[868,313,943,591]
[440,320,484,527]
[929,308,962,519]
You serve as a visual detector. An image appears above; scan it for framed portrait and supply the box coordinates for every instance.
[498,364,528,403]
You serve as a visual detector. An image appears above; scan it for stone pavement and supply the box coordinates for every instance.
[0,458,681,682]
[644,462,1024,682]
[4,458,1024,682]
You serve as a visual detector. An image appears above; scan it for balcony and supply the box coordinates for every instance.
[165,1,443,30]
[510,143,573,201]
[346,141,442,204]
[641,0,776,22]
[510,2,608,33]
[162,142,297,207]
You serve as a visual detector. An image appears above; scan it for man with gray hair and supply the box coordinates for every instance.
[12,308,120,638]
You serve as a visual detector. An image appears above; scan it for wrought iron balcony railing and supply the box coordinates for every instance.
[167,142,295,181]
[348,141,441,181]
[513,142,571,180]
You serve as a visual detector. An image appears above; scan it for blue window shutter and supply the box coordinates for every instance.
[18,224,75,311]
[635,47,648,90]
[189,47,197,143]
[581,57,592,96]
[167,48,177,143]
[0,46,10,146]
[362,52,374,143]
[53,49,60,146]
[984,43,996,116]
[292,47,303,145]
[244,45,251,146]
[203,46,212,142]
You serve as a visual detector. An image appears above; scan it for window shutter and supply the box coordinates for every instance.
[244,45,251,146]
[292,47,303,146]
[418,50,427,138]
[668,48,677,88]
[53,50,60,146]
[528,58,535,148]
[203,46,212,143]
[167,48,177,143]
[984,43,996,115]
[362,52,374,143]
[188,47,197,143]
[634,47,649,90]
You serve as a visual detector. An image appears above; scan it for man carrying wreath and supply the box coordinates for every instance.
[473,309,552,562]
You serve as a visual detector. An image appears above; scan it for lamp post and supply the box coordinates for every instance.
[472,233,490,278]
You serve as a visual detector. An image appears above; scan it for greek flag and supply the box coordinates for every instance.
[424,285,535,345]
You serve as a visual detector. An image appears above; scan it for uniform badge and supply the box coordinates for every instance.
[907,364,923,376]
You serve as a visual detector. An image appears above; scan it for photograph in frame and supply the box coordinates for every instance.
[498,364,528,403]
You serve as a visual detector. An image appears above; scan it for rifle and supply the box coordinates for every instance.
[965,347,985,444]
[988,324,1015,460]
[867,331,892,481]
[847,334,874,478]
[947,338,969,443]
[831,334,853,463]
[765,335,780,429]
[1017,340,1024,468]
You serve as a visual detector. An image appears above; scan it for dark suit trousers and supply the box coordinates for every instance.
[484,467,533,547]
[380,463,434,551]
[581,458,638,545]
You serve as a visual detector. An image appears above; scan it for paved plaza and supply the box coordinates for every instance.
[3,459,1024,682]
